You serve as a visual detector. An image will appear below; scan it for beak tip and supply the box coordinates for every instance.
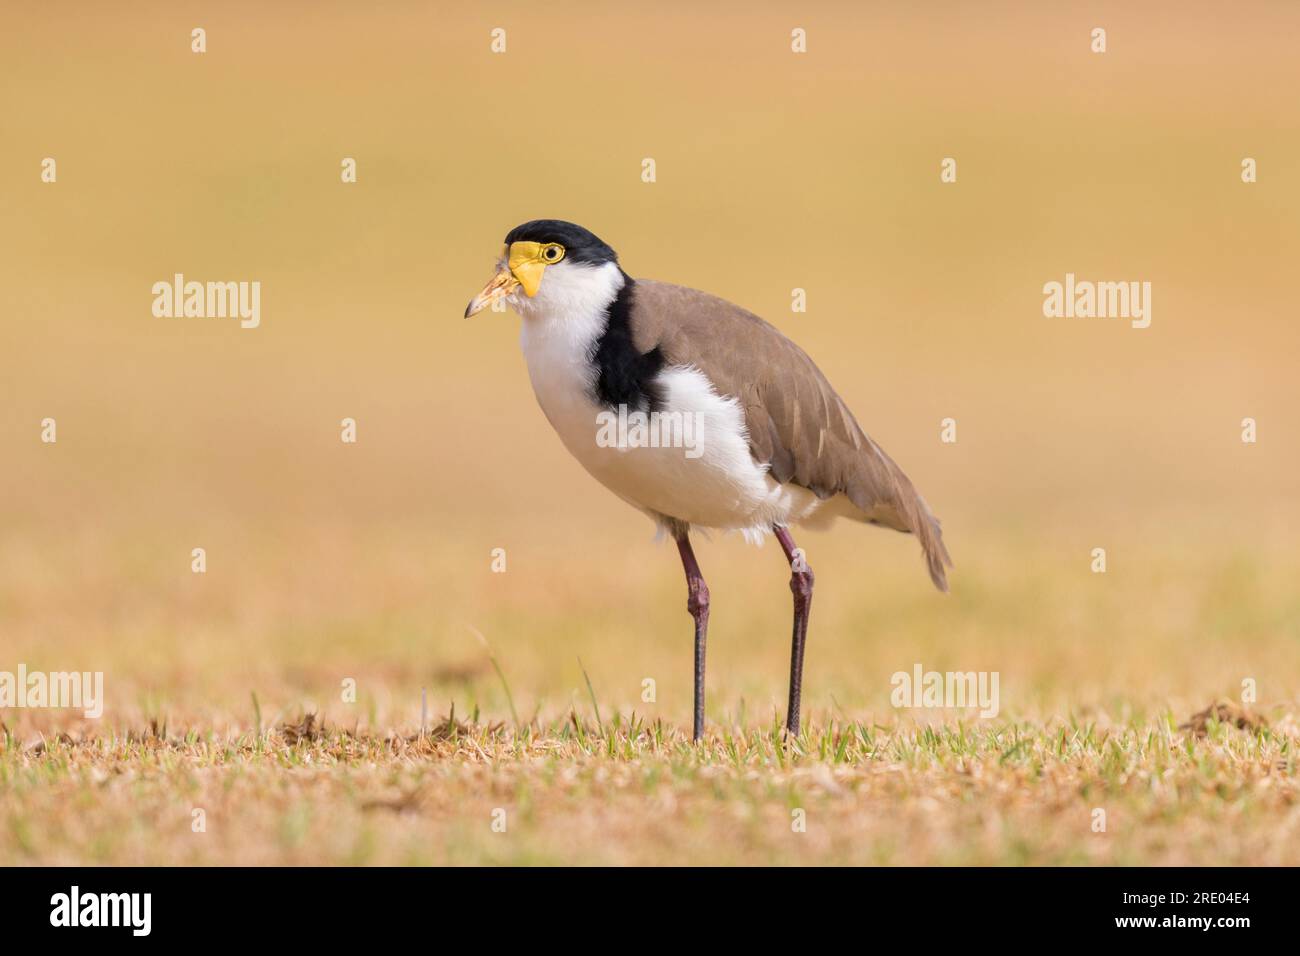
[465,266,520,319]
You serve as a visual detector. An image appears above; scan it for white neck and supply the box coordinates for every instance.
[511,259,625,326]
[516,260,625,425]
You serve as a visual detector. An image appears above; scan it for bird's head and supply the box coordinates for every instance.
[464,219,620,318]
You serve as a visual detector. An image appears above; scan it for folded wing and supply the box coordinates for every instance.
[628,279,952,591]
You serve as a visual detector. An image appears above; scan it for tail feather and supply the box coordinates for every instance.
[915,497,953,592]
[847,436,953,592]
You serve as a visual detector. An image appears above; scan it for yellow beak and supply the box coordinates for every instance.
[464,264,520,318]
[464,241,548,317]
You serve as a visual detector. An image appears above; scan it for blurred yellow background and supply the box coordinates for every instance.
[2,1,1298,736]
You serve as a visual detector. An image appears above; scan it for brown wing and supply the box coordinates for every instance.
[628,279,952,591]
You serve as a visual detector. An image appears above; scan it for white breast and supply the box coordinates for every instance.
[516,264,825,542]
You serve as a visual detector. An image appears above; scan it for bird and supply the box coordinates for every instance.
[465,219,951,741]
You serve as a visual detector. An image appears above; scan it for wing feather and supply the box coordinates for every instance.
[628,279,952,590]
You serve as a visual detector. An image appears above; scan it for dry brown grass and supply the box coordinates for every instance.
[3,708,1296,866]
[4,512,1295,865]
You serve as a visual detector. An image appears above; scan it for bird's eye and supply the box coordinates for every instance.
[542,244,564,263]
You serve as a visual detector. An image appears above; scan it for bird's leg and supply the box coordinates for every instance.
[774,525,814,736]
[675,533,710,742]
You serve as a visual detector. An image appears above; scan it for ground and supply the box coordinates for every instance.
[2,518,1296,865]
[4,705,1295,866]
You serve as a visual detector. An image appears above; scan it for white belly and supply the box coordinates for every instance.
[520,315,824,540]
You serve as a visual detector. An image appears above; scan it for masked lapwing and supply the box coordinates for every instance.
[466,220,951,740]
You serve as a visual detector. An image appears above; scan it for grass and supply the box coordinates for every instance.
[2,702,1294,866]
[1,518,1296,865]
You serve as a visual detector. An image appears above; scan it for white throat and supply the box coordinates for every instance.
[511,259,625,326]
[516,260,624,468]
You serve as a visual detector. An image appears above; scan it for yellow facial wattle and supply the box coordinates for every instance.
[507,241,545,297]
[507,240,565,297]
[464,240,566,317]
